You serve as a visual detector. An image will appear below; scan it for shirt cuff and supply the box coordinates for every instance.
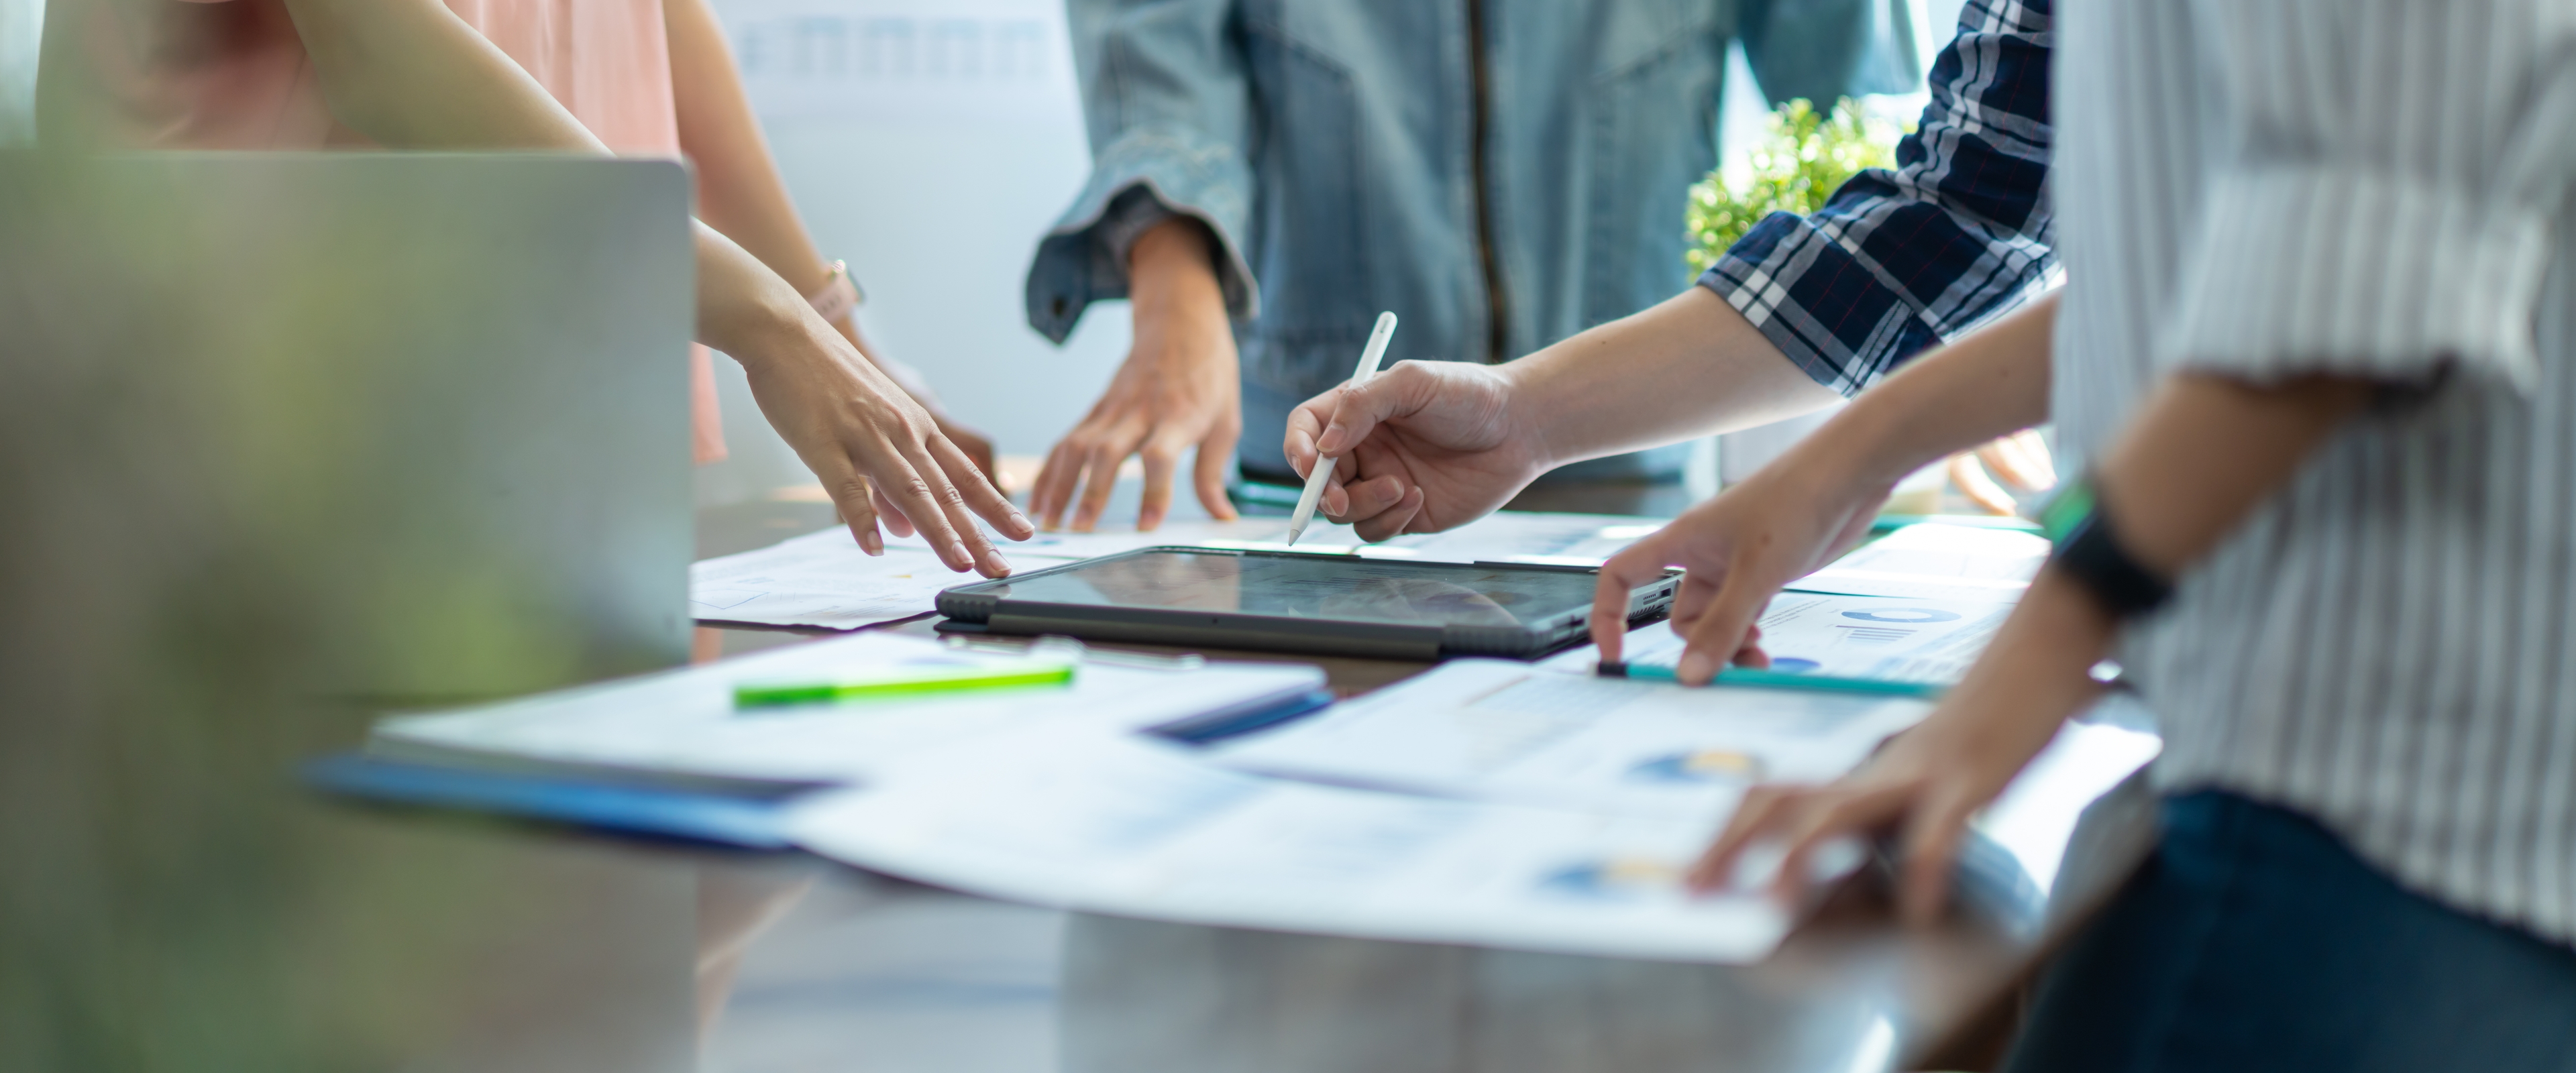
[2165,169,2551,392]
[1699,211,1945,398]
[1092,186,1183,270]
[1024,130,1258,345]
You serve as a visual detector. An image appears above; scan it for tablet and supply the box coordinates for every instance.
[935,547,1679,661]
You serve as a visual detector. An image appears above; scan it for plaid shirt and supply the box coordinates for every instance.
[1699,0,2056,396]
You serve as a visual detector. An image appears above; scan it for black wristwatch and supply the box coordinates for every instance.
[2037,473,2173,619]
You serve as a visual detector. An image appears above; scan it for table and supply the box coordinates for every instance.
[686,488,2159,1073]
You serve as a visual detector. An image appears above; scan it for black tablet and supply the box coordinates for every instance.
[935,547,1678,661]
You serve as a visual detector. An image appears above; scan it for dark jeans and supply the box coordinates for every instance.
[2004,791,2576,1073]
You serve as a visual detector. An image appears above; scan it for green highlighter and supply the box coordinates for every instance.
[1597,661,1943,699]
[734,659,1077,708]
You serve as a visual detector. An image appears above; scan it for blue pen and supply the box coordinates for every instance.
[1597,661,1943,699]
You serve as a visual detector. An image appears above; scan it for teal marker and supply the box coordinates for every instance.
[1868,513,2043,535]
[1596,661,1943,699]
[735,660,1075,708]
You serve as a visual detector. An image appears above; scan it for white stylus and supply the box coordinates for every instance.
[1287,311,1399,546]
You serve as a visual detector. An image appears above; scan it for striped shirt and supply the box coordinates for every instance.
[2055,0,2576,942]
[1700,0,2057,396]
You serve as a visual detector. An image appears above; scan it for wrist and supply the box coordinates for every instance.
[1491,358,1565,472]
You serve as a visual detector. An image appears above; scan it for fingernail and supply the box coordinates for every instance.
[860,530,883,555]
[950,541,971,565]
[1318,426,1345,453]
[1009,509,1032,532]
[1676,651,1715,686]
[987,551,1013,575]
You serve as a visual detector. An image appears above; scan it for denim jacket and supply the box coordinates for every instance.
[1026,0,1921,477]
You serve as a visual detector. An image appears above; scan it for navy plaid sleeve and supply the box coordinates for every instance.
[1700,0,2056,396]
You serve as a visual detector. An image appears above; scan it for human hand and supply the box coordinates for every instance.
[1283,360,1555,542]
[741,321,1032,577]
[1684,573,2110,922]
[1032,218,1241,532]
[1586,440,1896,675]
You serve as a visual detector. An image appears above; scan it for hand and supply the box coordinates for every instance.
[932,414,999,487]
[835,319,1002,488]
[1283,360,1555,542]
[1685,573,2110,922]
[1586,439,1895,676]
[1032,218,1242,532]
[741,319,1032,577]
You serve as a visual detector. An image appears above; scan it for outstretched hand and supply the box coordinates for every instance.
[1585,445,1893,676]
[1684,571,2112,921]
[1030,217,1242,533]
[1283,360,1553,541]
[743,327,1031,577]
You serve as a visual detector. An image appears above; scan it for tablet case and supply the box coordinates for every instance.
[936,548,1678,661]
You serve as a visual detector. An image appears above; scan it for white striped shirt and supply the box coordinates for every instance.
[2054,0,2576,942]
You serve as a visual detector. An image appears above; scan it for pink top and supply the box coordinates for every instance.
[81,0,726,463]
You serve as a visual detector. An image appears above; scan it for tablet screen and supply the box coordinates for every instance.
[978,551,1602,629]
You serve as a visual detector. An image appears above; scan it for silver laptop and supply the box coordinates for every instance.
[0,152,696,703]
[0,153,702,1072]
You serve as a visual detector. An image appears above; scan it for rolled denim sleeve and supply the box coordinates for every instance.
[1026,0,1259,344]
[1705,0,2056,396]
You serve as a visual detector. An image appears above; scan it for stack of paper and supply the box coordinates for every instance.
[1787,522,2049,602]
[786,724,1832,963]
[368,632,1328,789]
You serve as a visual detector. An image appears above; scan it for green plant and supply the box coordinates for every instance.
[1686,99,1907,275]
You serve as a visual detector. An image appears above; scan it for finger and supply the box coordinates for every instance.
[1352,485,1425,543]
[1768,786,1909,905]
[1589,533,1676,663]
[932,433,1033,542]
[1136,437,1185,532]
[1031,437,1089,530]
[1950,453,2019,515]
[1285,395,1332,479]
[869,451,977,573]
[1673,568,1777,686]
[817,463,883,556]
[1733,622,1771,669]
[1326,473,1407,526]
[1896,795,1976,926]
[1195,419,1240,522]
[1071,425,1147,533]
[1688,785,1796,891]
[872,482,915,539]
[900,439,1011,577]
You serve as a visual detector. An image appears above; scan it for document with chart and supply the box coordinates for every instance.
[1543,590,2014,685]
[1786,522,2049,602]
[786,727,1837,963]
[1210,660,1931,818]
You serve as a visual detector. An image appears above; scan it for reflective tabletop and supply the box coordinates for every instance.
[686,486,2160,1073]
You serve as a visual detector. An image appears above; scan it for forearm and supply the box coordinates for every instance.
[665,0,836,300]
[2087,372,2371,575]
[1931,370,2372,751]
[1798,292,2059,490]
[694,224,839,374]
[1501,288,1843,465]
[280,0,602,151]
